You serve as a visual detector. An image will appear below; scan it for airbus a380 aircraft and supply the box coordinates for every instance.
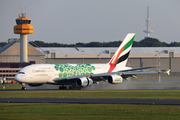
[15,33,168,90]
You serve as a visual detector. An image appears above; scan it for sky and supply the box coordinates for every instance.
[0,0,180,44]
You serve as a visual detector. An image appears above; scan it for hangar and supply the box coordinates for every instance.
[41,47,179,72]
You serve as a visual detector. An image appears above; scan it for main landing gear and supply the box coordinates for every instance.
[59,85,67,90]
[58,85,81,90]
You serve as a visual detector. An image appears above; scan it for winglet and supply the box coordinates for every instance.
[166,69,171,75]
[161,68,171,75]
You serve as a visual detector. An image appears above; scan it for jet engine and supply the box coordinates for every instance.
[76,77,93,87]
[108,75,123,84]
[28,84,43,87]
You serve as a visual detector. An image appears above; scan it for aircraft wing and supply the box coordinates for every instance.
[118,66,156,72]
[90,71,158,77]
[53,68,159,85]
[53,66,156,82]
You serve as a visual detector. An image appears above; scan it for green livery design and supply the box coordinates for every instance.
[54,64,96,77]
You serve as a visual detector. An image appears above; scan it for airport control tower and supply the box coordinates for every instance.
[14,11,33,62]
[143,0,153,37]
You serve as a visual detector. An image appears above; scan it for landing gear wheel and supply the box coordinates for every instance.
[59,86,67,90]
[22,87,26,90]
[69,86,73,90]
[63,86,67,90]
[21,83,26,90]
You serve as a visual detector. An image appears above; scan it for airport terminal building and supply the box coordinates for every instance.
[0,38,180,79]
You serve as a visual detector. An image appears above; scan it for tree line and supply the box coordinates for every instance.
[0,37,180,47]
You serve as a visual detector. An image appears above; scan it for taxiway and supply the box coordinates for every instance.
[0,98,180,105]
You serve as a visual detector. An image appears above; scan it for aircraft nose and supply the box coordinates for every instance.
[14,74,22,83]
[14,74,19,82]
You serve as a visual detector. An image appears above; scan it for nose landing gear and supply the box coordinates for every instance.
[21,83,26,90]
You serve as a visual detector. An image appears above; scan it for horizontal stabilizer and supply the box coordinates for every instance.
[118,66,156,72]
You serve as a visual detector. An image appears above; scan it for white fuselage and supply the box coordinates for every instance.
[15,63,131,84]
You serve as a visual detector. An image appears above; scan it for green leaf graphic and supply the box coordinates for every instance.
[59,67,64,72]
[91,66,95,70]
[63,72,67,77]
[88,67,92,72]
[54,66,59,71]
[55,64,96,78]
[59,73,62,77]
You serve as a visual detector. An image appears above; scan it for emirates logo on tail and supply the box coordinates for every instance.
[108,33,135,72]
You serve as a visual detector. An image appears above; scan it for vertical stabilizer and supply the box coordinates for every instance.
[108,33,135,72]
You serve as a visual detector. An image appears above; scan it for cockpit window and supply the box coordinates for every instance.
[19,72,25,74]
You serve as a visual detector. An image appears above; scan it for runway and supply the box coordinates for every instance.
[0,98,180,105]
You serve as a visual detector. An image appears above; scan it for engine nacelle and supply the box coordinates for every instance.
[28,84,43,87]
[76,77,93,87]
[108,75,123,84]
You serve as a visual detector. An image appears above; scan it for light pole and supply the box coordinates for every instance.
[155,51,161,82]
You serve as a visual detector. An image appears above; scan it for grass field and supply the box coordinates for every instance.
[1,89,180,99]
[0,84,21,90]
[1,86,180,119]
[0,103,180,120]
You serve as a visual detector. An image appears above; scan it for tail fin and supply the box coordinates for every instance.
[108,33,135,72]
